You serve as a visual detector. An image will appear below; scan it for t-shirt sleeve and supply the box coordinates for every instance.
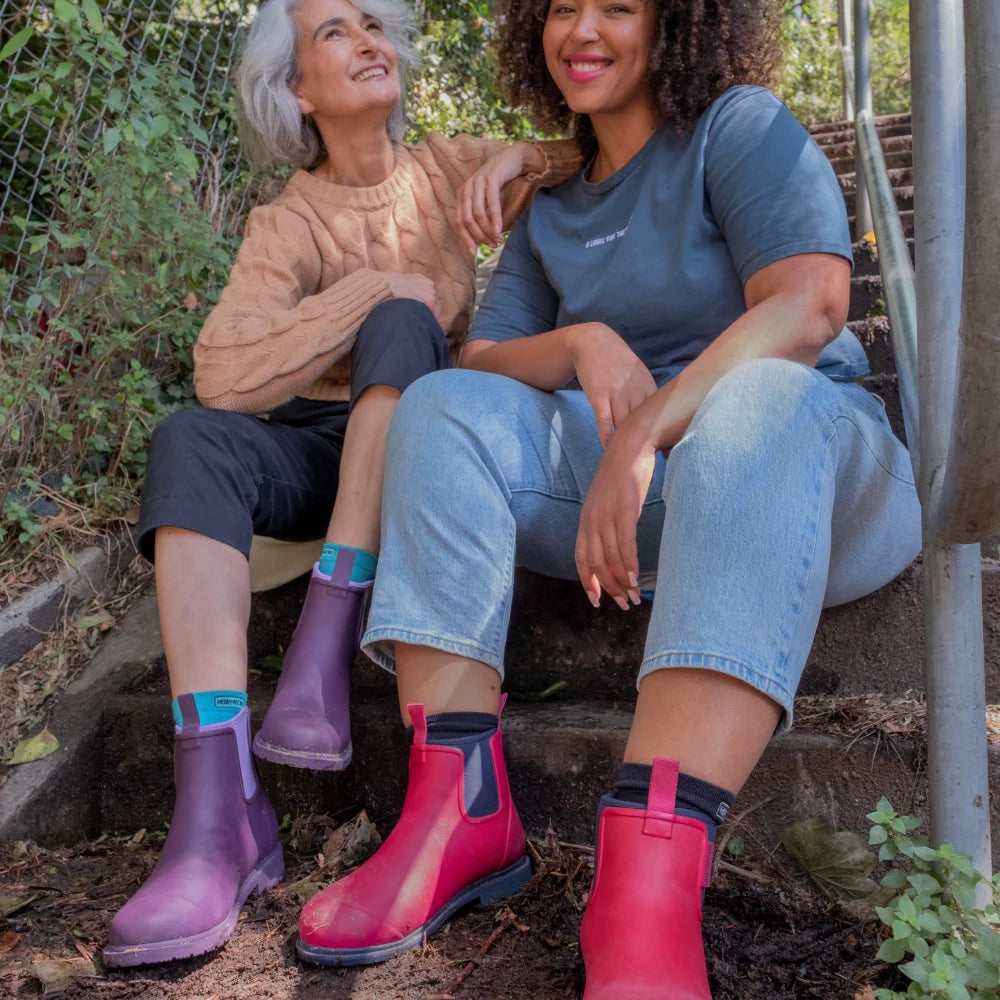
[704,87,853,285]
[467,215,560,342]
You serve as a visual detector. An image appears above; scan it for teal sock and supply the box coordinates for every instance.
[171,690,246,728]
[317,543,378,583]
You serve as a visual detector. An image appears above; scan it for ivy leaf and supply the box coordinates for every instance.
[783,816,877,901]
[103,127,120,155]
[6,729,59,765]
[0,25,34,62]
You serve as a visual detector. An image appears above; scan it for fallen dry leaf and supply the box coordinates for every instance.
[6,728,59,765]
[0,930,21,954]
[318,810,382,876]
[854,988,877,1000]
[123,505,141,525]
[783,815,876,901]
[0,894,38,917]
[31,955,98,994]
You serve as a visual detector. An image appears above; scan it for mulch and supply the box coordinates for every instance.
[0,820,903,999]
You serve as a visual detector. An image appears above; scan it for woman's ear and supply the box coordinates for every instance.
[291,80,316,116]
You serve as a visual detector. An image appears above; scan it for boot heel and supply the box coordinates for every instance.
[251,845,285,895]
[477,855,531,906]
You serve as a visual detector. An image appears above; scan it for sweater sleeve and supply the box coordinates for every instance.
[424,132,582,231]
[193,203,393,415]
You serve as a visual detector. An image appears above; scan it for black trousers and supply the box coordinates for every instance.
[138,299,449,561]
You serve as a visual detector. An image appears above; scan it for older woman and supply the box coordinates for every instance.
[297,0,921,994]
[102,0,577,968]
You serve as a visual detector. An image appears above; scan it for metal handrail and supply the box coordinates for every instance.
[931,0,1000,543]
[854,111,919,463]
[837,0,993,883]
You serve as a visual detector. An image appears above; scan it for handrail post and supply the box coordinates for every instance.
[852,0,873,239]
[911,0,992,891]
[838,0,854,120]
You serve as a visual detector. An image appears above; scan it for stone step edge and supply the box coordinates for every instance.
[4,630,999,846]
[0,528,139,672]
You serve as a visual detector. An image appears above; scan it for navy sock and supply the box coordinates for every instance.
[608,762,734,841]
[425,712,499,818]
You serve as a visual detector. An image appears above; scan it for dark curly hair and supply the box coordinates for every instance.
[496,0,781,152]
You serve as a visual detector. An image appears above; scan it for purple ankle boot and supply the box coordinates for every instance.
[103,704,284,968]
[252,554,372,770]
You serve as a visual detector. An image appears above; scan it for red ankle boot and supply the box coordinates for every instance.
[297,703,530,965]
[580,758,713,999]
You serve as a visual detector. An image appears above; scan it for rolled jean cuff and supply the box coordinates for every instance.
[361,626,505,679]
[636,650,796,732]
[137,497,253,562]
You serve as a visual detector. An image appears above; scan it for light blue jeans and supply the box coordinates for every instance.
[362,359,922,725]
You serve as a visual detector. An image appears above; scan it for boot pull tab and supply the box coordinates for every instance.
[175,693,200,732]
[330,549,356,592]
[408,704,427,746]
[643,758,679,839]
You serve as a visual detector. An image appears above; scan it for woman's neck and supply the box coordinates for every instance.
[315,122,396,188]
[588,104,663,183]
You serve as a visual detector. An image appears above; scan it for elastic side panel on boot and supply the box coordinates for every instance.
[457,737,499,818]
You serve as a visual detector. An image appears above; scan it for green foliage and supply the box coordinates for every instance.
[868,798,1000,1000]
[408,0,534,143]
[0,3,238,549]
[777,0,911,124]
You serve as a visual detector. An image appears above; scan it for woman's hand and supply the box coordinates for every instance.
[457,142,543,253]
[569,323,658,449]
[383,272,440,317]
[575,420,658,610]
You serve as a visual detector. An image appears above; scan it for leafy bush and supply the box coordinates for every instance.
[0,2,238,550]
[868,798,1000,1000]
[777,0,911,124]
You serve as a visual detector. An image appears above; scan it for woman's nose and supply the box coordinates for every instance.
[568,10,600,42]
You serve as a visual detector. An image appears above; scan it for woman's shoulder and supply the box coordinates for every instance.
[700,86,806,154]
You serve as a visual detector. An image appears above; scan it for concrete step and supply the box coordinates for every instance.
[839,164,913,194]
[243,562,1000,710]
[812,122,914,148]
[843,185,913,217]
[848,209,914,239]
[851,236,914,278]
[808,112,912,138]
[849,272,885,324]
[13,679,1000,870]
[829,149,914,177]
[820,134,913,162]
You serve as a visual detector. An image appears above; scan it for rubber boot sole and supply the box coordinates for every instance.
[296,855,532,967]
[102,845,285,968]
[252,734,352,771]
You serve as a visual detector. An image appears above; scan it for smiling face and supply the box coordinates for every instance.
[291,0,400,130]
[542,0,657,123]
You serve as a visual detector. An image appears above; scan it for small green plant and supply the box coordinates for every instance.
[868,798,1000,1000]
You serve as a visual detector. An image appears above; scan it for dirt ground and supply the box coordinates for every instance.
[0,817,902,1000]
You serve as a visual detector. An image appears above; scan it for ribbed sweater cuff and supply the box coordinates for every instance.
[526,139,582,184]
[320,267,394,320]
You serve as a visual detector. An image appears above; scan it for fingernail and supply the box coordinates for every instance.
[628,572,638,587]
[589,593,600,609]
[628,589,641,605]
[614,595,629,611]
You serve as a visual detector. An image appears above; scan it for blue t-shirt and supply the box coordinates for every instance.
[470,86,867,385]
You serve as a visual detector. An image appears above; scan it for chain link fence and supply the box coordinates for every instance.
[1,0,255,307]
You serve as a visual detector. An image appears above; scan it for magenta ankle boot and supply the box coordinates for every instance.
[103,703,284,967]
[253,553,371,770]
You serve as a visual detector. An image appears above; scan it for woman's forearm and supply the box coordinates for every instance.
[628,287,840,453]
[460,325,587,390]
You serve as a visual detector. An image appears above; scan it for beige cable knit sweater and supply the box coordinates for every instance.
[193,133,581,415]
